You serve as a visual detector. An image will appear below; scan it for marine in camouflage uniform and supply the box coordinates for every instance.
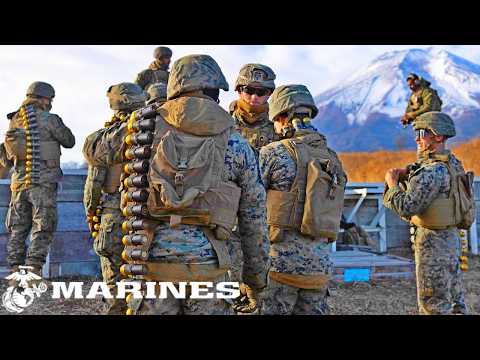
[228,64,277,312]
[4,82,75,275]
[401,73,442,126]
[135,46,172,91]
[82,83,147,315]
[259,85,346,315]
[108,55,269,315]
[384,112,468,315]
[230,63,278,155]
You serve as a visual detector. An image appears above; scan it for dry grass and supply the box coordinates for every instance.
[339,137,480,183]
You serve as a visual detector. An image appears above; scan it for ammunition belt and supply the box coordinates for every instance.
[459,230,469,272]
[119,105,157,315]
[19,105,40,187]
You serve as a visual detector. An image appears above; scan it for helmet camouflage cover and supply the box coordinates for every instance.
[269,84,318,122]
[413,111,456,138]
[107,82,147,110]
[235,63,276,91]
[153,46,173,59]
[167,54,229,100]
[26,81,55,99]
[147,82,167,104]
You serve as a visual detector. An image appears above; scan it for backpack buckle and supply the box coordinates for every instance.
[175,172,185,197]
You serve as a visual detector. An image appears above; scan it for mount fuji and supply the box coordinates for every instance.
[313,47,480,152]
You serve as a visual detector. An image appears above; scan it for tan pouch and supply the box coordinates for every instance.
[269,271,330,290]
[266,189,296,227]
[411,198,456,230]
[301,159,344,240]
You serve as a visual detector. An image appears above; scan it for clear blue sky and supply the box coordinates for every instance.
[1,45,479,163]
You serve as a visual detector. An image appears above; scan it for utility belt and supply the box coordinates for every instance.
[143,262,228,283]
[269,271,330,290]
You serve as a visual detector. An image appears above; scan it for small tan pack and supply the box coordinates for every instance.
[267,130,347,242]
[147,96,241,244]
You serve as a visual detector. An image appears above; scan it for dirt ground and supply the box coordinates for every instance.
[1,252,479,315]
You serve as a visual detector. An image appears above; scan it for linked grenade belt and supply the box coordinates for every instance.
[19,105,40,186]
[119,105,158,315]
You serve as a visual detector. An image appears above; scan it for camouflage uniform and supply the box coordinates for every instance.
[405,77,442,121]
[135,46,172,91]
[4,82,75,273]
[110,55,269,315]
[259,85,343,315]
[384,112,467,315]
[83,83,147,315]
[0,142,13,179]
[229,64,277,293]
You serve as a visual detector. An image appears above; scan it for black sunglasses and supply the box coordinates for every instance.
[241,86,271,97]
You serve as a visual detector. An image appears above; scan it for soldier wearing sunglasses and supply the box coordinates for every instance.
[384,112,471,315]
[230,64,278,155]
[229,64,276,314]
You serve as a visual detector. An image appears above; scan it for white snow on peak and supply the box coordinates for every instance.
[316,48,480,125]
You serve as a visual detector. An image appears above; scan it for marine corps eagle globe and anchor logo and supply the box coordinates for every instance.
[2,266,48,313]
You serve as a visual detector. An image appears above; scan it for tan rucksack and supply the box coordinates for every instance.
[266,130,347,242]
[147,96,241,245]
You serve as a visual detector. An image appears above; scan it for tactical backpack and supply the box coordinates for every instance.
[266,130,347,242]
[147,98,241,240]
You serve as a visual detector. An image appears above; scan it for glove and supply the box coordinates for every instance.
[231,283,262,314]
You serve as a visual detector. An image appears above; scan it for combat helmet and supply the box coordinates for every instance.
[167,54,229,100]
[26,81,55,99]
[235,63,276,91]
[146,82,167,105]
[153,46,173,59]
[413,111,456,138]
[269,84,318,122]
[107,82,147,111]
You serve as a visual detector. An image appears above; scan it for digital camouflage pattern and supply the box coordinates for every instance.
[135,66,169,91]
[135,48,172,91]
[261,278,330,315]
[405,79,442,120]
[83,84,145,314]
[95,197,126,315]
[230,100,278,154]
[6,183,57,270]
[259,131,334,315]
[137,274,234,315]
[146,82,167,105]
[413,111,455,138]
[383,150,467,314]
[268,84,318,122]
[148,131,269,288]
[234,63,276,91]
[166,54,229,100]
[5,96,74,272]
[6,102,75,190]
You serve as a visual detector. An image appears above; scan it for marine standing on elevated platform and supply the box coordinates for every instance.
[4,82,75,278]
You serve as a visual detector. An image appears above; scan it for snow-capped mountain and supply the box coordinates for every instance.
[313,47,480,152]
